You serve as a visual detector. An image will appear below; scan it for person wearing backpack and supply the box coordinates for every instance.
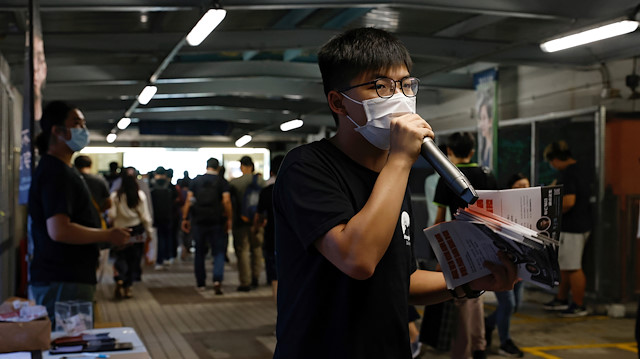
[230,156,266,291]
[181,158,232,294]
[150,166,178,270]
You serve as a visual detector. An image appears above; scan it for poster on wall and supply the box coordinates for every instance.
[474,68,498,173]
[18,0,46,205]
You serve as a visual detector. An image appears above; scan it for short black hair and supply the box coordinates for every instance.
[36,100,75,154]
[317,27,413,125]
[446,132,476,158]
[207,157,220,169]
[271,155,285,175]
[506,172,528,189]
[155,166,167,175]
[74,155,92,169]
[543,140,572,161]
[240,156,254,168]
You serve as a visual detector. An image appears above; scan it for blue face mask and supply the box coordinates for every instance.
[65,127,90,152]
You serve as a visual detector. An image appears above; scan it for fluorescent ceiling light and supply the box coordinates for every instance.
[138,85,157,105]
[106,133,117,143]
[540,20,639,53]
[235,134,252,147]
[186,9,227,46]
[117,117,131,130]
[280,119,304,132]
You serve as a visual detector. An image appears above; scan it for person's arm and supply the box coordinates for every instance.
[46,213,130,246]
[409,251,518,305]
[562,194,576,213]
[138,191,153,233]
[314,113,432,280]
[222,192,232,232]
[181,191,194,233]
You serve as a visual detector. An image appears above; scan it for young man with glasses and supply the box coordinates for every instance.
[272,28,517,359]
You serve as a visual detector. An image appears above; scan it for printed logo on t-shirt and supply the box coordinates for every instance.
[401,211,411,246]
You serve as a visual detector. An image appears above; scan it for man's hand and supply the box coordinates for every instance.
[108,227,131,247]
[182,219,191,234]
[468,251,518,292]
[389,114,434,164]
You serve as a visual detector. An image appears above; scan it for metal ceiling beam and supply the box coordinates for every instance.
[435,14,506,37]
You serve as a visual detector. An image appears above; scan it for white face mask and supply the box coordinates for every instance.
[342,92,416,150]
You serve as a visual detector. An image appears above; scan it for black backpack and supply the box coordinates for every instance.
[191,175,224,225]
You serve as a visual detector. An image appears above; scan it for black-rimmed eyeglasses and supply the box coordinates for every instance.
[338,76,420,98]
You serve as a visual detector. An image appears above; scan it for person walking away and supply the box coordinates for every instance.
[433,132,498,359]
[272,28,517,359]
[108,171,153,298]
[73,155,112,282]
[182,158,232,294]
[484,173,529,357]
[255,155,284,302]
[230,156,266,291]
[151,166,178,270]
[542,140,592,317]
[28,101,129,326]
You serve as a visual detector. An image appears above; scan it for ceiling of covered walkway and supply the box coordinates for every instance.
[1,0,639,147]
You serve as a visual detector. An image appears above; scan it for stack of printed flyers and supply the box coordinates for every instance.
[424,185,563,290]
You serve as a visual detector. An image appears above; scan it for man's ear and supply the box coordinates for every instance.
[468,149,475,158]
[327,90,347,116]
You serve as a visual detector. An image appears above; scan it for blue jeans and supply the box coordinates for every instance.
[29,282,95,329]
[486,281,524,345]
[193,224,228,287]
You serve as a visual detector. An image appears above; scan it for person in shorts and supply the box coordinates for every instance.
[542,141,592,317]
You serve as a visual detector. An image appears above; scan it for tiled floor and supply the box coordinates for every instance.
[95,253,638,359]
[96,254,277,359]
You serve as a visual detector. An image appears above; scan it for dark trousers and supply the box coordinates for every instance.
[114,243,144,287]
[193,224,228,287]
[156,221,172,264]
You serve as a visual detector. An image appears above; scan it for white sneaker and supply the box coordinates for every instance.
[154,264,164,271]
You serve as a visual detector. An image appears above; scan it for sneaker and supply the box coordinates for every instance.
[213,281,223,295]
[543,297,569,311]
[472,350,487,359]
[559,303,587,317]
[499,339,524,358]
[237,285,251,292]
[154,264,164,271]
[411,340,422,358]
[196,286,206,292]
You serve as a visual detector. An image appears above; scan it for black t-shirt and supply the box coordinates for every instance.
[273,139,417,359]
[257,184,275,253]
[28,154,101,284]
[433,164,498,217]
[557,163,592,233]
[79,173,110,209]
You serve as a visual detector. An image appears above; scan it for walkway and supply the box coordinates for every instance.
[94,254,637,359]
